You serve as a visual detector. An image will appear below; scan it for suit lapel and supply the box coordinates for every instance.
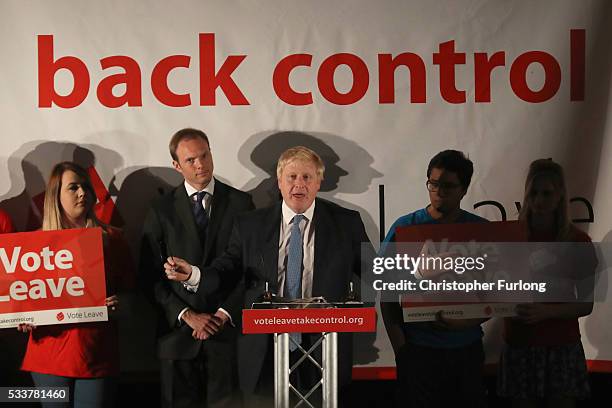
[313,199,333,296]
[203,179,228,263]
[173,186,202,253]
[259,202,282,293]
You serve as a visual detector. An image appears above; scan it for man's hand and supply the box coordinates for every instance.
[17,323,36,333]
[164,257,192,282]
[192,310,231,340]
[182,310,222,340]
[214,310,230,329]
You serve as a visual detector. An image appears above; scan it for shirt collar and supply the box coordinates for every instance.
[281,199,315,225]
[184,177,215,198]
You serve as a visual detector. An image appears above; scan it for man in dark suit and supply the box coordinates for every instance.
[140,128,254,408]
[165,146,374,407]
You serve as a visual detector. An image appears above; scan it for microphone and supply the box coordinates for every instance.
[262,281,273,302]
[345,281,358,303]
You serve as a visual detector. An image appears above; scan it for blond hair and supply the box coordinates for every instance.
[42,162,102,231]
[276,146,325,180]
[519,159,571,241]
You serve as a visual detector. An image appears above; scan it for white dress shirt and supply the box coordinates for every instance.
[277,200,316,298]
[176,178,231,325]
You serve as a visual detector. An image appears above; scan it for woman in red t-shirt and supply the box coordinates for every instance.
[497,159,594,407]
[18,162,131,408]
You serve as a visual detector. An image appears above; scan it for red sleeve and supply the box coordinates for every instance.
[570,225,592,243]
[0,210,15,233]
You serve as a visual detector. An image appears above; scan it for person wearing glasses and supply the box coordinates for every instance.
[380,150,488,408]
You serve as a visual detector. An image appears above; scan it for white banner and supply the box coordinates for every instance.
[1,0,611,372]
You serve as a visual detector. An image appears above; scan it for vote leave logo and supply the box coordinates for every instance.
[0,229,106,315]
[56,312,64,321]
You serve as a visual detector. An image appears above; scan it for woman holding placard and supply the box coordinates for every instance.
[18,161,131,408]
[498,159,594,408]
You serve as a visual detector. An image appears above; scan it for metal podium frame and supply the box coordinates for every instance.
[243,303,375,408]
[274,331,337,408]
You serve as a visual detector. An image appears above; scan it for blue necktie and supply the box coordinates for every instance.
[286,214,305,299]
[286,214,305,351]
[192,191,209,242]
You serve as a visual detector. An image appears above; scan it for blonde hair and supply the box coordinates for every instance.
[42,162,101,231]
[519,159,571,241]
[276,146,325,180]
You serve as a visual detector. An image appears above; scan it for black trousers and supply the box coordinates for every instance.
[395,340,487,408]
[161,338,241,408]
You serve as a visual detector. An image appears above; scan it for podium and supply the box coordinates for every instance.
[243,304,376,408]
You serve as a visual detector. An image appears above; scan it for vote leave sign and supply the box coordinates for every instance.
[0,228,107,328]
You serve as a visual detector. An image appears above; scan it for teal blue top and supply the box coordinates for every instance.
[381,207,488,348]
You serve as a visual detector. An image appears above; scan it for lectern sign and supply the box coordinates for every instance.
[242,307,376,334]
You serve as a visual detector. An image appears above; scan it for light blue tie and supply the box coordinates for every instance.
[286,214,305,351]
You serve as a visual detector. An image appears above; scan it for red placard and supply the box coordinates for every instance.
[0,228,107,327]
[395,220,527,321]
[242,307,377,334]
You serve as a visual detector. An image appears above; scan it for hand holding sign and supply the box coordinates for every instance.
[17,323,36,332]
[104,295,119,318]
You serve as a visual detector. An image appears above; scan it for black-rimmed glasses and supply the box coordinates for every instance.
[426,180,462,192]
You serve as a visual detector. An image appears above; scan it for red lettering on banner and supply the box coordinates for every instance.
[199,33,249,106]
[0,246,73,273]
[433,40,466,104]
[570,29,585,101]
[37,30,585,108]
[510,51,561,102]
[474,52,505,103]
[317,53,369,105]
[97,56,142,108]
[38,35,90,108]
[272,54,313,105]
[151,55,191,107]
[2,277,84,302]
[378,53,426,103]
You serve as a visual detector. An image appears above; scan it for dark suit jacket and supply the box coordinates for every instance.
[201,197,374,393]
[140,178,254,360]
